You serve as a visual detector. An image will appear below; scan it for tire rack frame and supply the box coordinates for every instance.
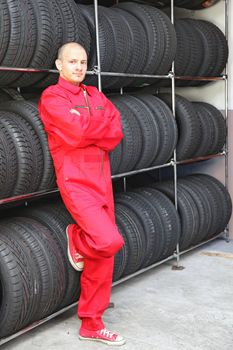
[0,0,230,345]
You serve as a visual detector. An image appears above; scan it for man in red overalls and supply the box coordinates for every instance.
[39,42,125,345]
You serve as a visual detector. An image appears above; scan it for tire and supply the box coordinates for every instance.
[17,202,81,307]
[13,217,67,316]
[184,176,221,238]
[154,181,199,250]
[0,0,37,86]
[12,0,60,87]
[0,100,56,190]
[135,94,178,165]
[0,223,42,337]
[0,112,43,195]
[0,218,52,323]
[115,191,164,267]
[0,121,17,199]
[115,94,160,170]
[35,0,91,88]
[116,3,165,78]
[191,174,232,234]
[115,203,145,276]
[159,94,201,160]
[139,187,181,258]
[109,96,142,173]
[0,0,10,65]
[193,102,226,155]
[109,142,122,175]
[113,217,128,281]
[112,8,148,87]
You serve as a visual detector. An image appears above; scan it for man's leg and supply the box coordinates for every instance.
[60,188,124,326]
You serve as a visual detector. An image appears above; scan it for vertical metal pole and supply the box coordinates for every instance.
[224,0,230,241]
[170,0,180,266]
[93,0,102,91]
[123,177,127,192]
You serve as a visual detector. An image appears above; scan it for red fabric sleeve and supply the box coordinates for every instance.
[95,93,124,151]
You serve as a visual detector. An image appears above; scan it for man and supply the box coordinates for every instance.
[39,42,125,346]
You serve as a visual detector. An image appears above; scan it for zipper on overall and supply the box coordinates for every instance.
[83,88,104,176]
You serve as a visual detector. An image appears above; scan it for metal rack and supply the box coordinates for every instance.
[0,0,230,345]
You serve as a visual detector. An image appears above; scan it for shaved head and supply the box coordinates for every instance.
[57,42,87,61]
[55,42,88,85]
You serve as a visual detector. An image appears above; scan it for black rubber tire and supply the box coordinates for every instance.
[159,94,201,160]
[184,176,220,239]
[96,6,134,89]
[109,96,142,173]
[115,94,160,170]
[177,180,208,245]
[0,111,43,195]
[16,202,81,307]
[0,121,18,199]
[0,0,10,64]
[154,181,199,250]
[140,187,181,258]
[193,102,226,155]
[115,191,164,267]
[191,174,232,235]
[113,217,128,281]
[0,223,42,337]
[115,202,146,276]
[109,142,123,175]
[0,218,52,323]
[0,100,56,190]
[112,7,148,87]
[13,217,67,316]
[12,0,60,87]
[35,0,91,88]
[135,94,178,165]
[192,103,216,157]
[0,0,37,86]
[116,3,165,78]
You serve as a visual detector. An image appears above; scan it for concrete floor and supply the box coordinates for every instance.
[1,237,233,350]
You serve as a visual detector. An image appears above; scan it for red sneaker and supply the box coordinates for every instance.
[66,225,84,271]
[79,328,126,346]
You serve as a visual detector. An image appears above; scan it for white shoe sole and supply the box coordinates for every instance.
[79,335,126,346]
[66,226,84,272]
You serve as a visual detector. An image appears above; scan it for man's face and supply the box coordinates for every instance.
[55,45,88,85]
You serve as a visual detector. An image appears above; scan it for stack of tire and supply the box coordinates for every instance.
[173,18,228,86]
[80,2,177,88]
[109,94,178,174]
[0,201,80,339]
[0,184,180,338]
[0,2,227,89]
[0,0,91,88]
[0,174,231,338]
[155,174,232,250]
[0,94,226,199]
[158,94,226,160]
[0,100,55,199]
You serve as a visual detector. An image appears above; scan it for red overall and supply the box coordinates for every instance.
[38,77,124,331]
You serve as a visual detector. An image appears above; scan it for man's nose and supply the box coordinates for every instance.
[76,62,82,70]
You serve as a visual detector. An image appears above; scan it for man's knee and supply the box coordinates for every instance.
[100,233,124,257]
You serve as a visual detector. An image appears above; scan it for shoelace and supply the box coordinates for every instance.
[99,329,115,339]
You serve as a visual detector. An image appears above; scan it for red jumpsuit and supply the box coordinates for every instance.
[38,77,124,331]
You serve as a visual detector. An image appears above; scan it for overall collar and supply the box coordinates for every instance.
[58,77,91,95]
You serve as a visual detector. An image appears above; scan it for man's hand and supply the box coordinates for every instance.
[70,109,80,116]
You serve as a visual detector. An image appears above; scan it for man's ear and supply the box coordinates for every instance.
[55,59,62,71]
